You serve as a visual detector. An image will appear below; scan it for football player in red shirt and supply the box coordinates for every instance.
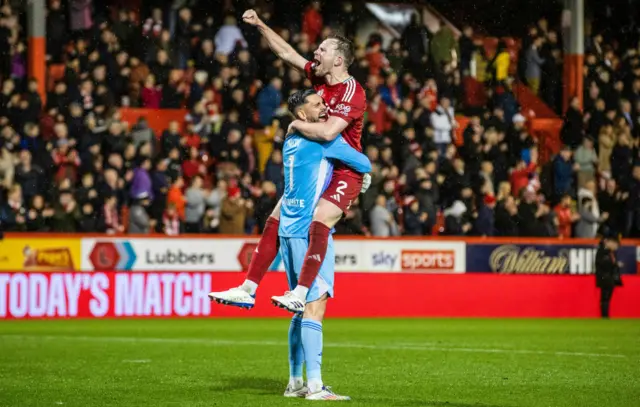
[210,10,369,313]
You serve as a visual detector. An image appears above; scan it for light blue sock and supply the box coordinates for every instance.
[301,318,323,392]
[288,315,304,385]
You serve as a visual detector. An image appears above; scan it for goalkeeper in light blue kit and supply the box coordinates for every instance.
[280,89,371,401]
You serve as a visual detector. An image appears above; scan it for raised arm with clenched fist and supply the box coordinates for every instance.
[242,9,262,27]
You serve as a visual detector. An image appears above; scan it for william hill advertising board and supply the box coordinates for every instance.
[466,243,638,275]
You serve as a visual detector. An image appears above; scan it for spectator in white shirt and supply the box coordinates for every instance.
[215,16,248,56]
[370,195,399,237]
[430,96,457,156]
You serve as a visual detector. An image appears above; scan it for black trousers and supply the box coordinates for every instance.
[600,285,615,318]
[184,222,202,234]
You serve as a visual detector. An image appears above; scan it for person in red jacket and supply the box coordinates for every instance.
[554,193,580,238]
[365,40,388,77]
[167,176,186,220]
[51,140,80,183]
[366,93,395,134]
[141,75,162,108]
[419,79,438,112]
[510,158,537,197]
[182,147,206,185]
[302,1,323,45]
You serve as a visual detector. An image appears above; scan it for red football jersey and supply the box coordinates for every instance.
[305,61,367,178]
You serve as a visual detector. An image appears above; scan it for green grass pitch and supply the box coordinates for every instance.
[0,319,639,407]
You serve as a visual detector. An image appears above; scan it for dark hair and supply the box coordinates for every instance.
[287,89,316,115]
[138,156,152,167]
[328,34,355,67]
[605,234,621,244]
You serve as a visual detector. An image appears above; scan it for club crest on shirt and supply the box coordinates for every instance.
[330,97,337,105]
[287,138,301,148]
[317,89,324,97]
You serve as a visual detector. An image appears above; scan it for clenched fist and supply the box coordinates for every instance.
[242,9,262,26]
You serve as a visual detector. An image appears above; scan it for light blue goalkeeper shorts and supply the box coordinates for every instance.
[278,235,335,302]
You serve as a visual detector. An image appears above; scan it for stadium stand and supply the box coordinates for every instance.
[0,0,639,238]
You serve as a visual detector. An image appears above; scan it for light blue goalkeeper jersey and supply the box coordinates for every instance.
[279,133,371,238]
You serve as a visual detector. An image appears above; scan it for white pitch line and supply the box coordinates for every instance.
[0,335,627,359]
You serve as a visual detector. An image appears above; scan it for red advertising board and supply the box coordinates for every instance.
[0,272,212,319]
[1,271,639,319]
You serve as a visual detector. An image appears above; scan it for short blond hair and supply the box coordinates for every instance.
[328,34,355,66]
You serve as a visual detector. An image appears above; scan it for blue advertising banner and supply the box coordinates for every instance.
[466,243,638,275]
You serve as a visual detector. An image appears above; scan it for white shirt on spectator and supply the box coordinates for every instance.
[430,105,455,144]
[370,204,399,237]
[214,25,248,56]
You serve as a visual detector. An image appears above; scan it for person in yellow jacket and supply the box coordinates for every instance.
[254,119,281,173]
[487,41,510,88]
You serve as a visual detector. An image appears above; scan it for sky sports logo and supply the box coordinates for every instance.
[401,250,455,272]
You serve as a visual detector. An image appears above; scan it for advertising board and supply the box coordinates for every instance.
[81,238,466,273]
[81,238,254,271]
[466,243,638,275]
[0,238,81,271]
[0,272,211,318]
[2,271,639,319]
[363,240,466,273]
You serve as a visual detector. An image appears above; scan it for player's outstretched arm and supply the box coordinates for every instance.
[323,136,372,174]
[242,9,308,71]
[288,115,348,142]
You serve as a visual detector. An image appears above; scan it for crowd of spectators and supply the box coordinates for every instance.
[513,16,640,239]
[0,0,640,239]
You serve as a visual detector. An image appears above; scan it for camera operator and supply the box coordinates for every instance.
[595,235,623,318]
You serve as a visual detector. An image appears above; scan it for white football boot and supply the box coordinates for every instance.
[208,287,255,309]
[271,291,305,314]
[283,383,309,398]
[305,386,351,401]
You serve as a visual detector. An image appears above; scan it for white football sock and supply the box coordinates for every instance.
[292,285,309,302]
[241,280,258,296]
[289,376,304,389]
[308,378,323,393]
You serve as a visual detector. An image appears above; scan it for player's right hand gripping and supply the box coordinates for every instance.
[242,9,261,26]
[360,173,372,194]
